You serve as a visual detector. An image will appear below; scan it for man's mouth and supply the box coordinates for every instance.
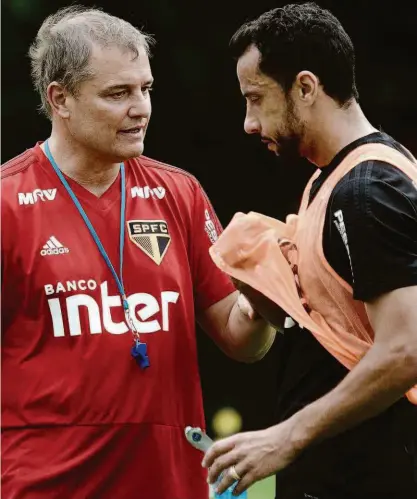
[119,126,144,134]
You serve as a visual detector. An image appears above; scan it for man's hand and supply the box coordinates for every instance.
[236,292,258,320]
[202,423,300,496]
[232,278,287,331]
[203,285,417,495]
[198,289,276,362]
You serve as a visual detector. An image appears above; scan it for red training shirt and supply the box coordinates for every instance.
[1,143,235,499]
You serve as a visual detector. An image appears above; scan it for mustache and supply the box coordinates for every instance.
[123,120,148,129]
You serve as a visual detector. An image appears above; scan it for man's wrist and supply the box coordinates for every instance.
[266,420,306,465]
[283,407,319,457]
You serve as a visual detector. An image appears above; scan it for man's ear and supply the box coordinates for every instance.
[47,82,71,118]
[294,71,319,106]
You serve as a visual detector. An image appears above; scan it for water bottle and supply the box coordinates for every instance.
[184,427,247,498]
[212,481,247,498]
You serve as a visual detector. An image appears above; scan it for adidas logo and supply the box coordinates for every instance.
[40,236,70,256]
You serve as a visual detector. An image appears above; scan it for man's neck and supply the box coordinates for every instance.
[304,101,378,168]
[41,132,121,197]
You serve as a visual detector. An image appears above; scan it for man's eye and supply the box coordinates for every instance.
[248,95,260,103]
[110,91,127,99]
[142,86,153,94]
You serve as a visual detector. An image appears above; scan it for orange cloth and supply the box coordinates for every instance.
[210,144,417,403]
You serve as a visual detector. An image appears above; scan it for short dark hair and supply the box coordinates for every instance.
[230,2,359,105]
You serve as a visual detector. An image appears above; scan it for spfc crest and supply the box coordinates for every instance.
[127,220,171,265]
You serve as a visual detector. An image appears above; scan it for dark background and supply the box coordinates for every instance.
[2,0,417,435]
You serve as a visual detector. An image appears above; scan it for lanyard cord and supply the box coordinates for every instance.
[43,140,149,368]
[44,141,130,313]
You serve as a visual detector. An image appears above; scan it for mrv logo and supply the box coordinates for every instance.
[18,188,57,205]
[45,279,180,337]
[131,186,166,199]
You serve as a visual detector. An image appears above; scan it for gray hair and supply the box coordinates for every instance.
[29,5,155,119]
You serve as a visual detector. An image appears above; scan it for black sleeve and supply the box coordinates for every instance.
[323,160,417,301]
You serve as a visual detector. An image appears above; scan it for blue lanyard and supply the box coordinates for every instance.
[45,140,127,302]
[44,140,149,368]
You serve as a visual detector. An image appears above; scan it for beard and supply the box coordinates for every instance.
[271,98,304,162]
[274,133,301,161]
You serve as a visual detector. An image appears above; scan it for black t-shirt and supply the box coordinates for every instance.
[273,132,417,496]
[311,131,417,301]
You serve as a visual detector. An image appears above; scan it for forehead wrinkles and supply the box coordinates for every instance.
[86,46,152,88]
[242,74,278,96]
[246,74,270,88]
[238,58,272,90]
[90,45,147,72]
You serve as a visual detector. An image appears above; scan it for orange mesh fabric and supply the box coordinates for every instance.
[210,144,417,404]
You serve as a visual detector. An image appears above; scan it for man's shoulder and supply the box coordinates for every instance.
[1,147,42,207]
[350,132,414,161]
[333,159,416,199]
[332,135,416,202]
[129,155,200,188]
[1,147,38,181]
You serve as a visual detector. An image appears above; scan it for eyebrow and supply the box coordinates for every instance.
[104,79,154,92]
[242,89,261,99]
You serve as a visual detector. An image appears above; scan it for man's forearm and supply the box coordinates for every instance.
[284,341,417,453]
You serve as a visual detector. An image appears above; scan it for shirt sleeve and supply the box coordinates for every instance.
[324,160,417,301]
[190,182,236,313]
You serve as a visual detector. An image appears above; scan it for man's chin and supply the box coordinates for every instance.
[120,142,145,160]
[266,142,282,158]
[266,142,278,154]
[275,141,301,162]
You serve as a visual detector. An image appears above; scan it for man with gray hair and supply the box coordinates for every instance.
[1,6,276,498]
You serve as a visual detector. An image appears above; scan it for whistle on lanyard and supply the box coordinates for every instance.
[124,299,150,369]
[131,340,150,369]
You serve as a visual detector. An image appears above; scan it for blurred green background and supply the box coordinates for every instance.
[249,477,275,499]
[208,476,274,499]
